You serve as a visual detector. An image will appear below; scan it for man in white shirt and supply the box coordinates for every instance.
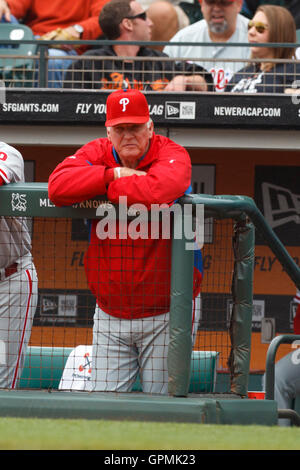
[164,0,249,91]
[140,0,199,48]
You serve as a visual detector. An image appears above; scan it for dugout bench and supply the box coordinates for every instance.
[19,347,220,394]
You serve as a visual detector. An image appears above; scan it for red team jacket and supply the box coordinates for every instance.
[48,133,203,319]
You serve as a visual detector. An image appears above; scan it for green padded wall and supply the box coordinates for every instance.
[19,347,73,389]
[19,347,219,393]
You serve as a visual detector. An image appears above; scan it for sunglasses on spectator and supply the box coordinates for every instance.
[248,20,269,33]
[125,11,147,21]
[204,0,235,7]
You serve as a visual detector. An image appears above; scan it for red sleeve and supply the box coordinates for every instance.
[7,0,31,19]
[8,0,107,39]
[80,0,108,39]
[48,139,111,206]
[107,137,192,209]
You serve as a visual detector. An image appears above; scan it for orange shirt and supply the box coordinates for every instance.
[8,0,108,39]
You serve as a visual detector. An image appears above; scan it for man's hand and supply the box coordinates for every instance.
[0,0,11,22]
[164,75,208,92]
[39,26,80,51]
[164,75,187,91]
[114,167,146,179]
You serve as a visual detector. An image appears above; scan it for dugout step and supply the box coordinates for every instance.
[0,389,278,426]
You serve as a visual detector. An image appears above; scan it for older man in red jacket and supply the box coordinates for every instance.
[49,89,202,394]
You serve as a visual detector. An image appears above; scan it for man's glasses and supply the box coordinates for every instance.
[204,0,235,7]
[248,20,269,33]
[125,11,147,21]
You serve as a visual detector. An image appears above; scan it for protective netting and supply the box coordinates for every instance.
[0,215,236,394]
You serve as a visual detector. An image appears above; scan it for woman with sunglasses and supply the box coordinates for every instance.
[226,5,300,93]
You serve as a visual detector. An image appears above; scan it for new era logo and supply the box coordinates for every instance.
[165,101,196,120]
[166,103,180,117]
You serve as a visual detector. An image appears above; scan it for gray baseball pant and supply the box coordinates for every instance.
[0,264,38,389]
[262,349,300,426]
[91,295,201,394]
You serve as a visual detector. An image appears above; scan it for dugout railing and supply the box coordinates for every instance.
[0,36,299,90]
[0,183,299,403]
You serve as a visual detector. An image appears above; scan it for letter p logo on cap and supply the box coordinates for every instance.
[119,97,130,112]
[105,89,150,127]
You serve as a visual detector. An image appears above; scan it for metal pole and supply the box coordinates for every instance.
[38,45,47,88]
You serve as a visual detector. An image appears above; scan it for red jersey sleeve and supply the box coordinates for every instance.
[48,139,111,206]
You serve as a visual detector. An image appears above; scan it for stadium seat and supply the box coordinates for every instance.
[19,346,219,393]
[297,29,300,43]
[0,23,37,87]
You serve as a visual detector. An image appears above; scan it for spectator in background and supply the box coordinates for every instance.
[64,0,213,92]
[263,290,300,426]
[164,0,249,92]
[143,0,203,48]
[226,5,300,93]
[238,1,300,58]
[0,0,109,87]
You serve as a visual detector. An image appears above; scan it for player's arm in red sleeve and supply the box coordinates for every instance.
[48,141,114,206]
[107,138,192,209]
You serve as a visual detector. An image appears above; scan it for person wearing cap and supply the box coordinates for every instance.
[48,89,203,394]
[164,0,249,92]
[63,0,213,91]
